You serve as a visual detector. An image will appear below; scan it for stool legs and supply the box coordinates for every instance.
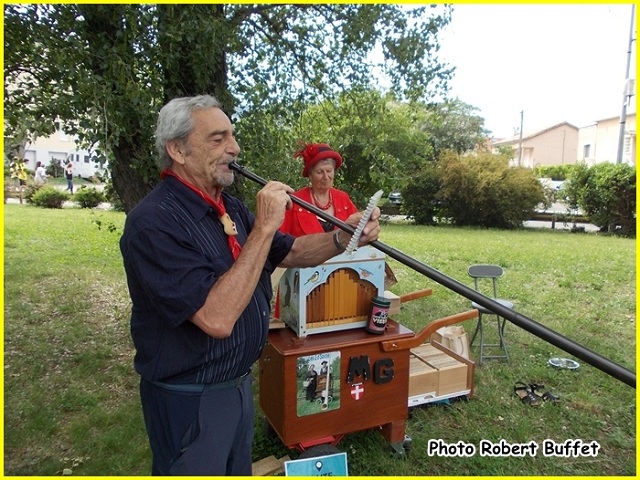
[469,313,509,365]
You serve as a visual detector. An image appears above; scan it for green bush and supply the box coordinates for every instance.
[564,162,635,237]
[74,186,106,209]
[533,164,577,180]
[407,151,544,228]
[402,164,441,225]
[30,186,69,209]
[24,183,43,203]
[103,182,124,211]
[45,158,64,178]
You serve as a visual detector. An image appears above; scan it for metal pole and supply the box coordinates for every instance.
[616,3,636,164]
[518,110,524,166]
[230,161,636,388]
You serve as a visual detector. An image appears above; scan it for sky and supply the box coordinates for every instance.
[436,4,636,139]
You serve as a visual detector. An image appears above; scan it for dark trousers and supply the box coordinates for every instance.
[139,374,254,476]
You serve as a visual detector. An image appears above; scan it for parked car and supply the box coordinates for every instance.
[388,191,403,206]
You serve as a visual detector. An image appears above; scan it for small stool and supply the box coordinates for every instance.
[467,265,513,365]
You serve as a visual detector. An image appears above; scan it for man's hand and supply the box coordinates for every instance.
[280,206,381,270]
[254,181,294,232]
[345,206,381,246]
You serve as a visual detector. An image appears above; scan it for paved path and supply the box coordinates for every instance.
[523,219,599,232]
[383,215,599,232]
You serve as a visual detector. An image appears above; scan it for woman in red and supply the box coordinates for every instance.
[274,143,359,319]
[279,142,358,236]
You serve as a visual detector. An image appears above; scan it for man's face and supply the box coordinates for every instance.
[181,107,240,189]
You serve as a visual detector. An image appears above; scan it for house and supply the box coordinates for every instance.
[20,130,107,179]
[577,113,636,166]
[490,122,579,168]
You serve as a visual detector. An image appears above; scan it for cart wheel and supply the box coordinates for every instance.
[403,434,413,452]
[298,444,341,460]
[388,442,407,459]
[388,435,411,459]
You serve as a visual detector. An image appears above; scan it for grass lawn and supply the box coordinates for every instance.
[3,203,636,476]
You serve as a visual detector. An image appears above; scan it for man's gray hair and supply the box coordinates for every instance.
[155,95,222,169]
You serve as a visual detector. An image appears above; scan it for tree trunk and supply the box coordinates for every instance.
[111,143,158,213]
[104,4,244,212]
[157,4,234,114]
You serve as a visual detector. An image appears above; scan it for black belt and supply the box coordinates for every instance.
[151,371,250,393]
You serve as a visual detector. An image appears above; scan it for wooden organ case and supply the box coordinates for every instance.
[278,246,386,337]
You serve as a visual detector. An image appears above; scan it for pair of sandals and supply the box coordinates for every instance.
[514,381,560,406]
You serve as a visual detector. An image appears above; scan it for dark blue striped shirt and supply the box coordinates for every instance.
[120,176,294,384]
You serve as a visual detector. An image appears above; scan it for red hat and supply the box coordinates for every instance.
[295,143,343,177]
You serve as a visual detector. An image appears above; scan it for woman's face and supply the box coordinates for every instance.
[309,159,335,191]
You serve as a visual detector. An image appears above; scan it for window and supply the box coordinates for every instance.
[84,155,90,163]
[583,144,591,159]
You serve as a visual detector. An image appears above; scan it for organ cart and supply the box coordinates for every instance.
[230,160,637,462]
[259,246,478,457]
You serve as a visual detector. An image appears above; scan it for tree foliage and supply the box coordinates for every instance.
[564,162,636,237]
[401,164,441,225]
[532,164,577,181]
[414,98,490,159]
[287,89,433,207]
[5,4,454,212]
[238,91,489,210]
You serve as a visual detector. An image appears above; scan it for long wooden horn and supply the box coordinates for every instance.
[229,161,636,388]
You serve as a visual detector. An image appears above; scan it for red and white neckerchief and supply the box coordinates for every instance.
[161,169,242,260]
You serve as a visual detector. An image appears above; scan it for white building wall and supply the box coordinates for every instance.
[22,131,107,178]
[577,113,636,166]
[492,122,579,168]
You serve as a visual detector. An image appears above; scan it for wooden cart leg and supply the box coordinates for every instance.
[380,420,409,456]
[380,419,405,444]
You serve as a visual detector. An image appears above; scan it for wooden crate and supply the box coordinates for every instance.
[408,354,438,397]
[384,290,401,315]
[409,342,474,400]
[436,363,469,396]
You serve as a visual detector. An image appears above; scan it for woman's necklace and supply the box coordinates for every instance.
[312,189,332,210]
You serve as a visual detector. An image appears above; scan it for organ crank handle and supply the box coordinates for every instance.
[345,190,384,255]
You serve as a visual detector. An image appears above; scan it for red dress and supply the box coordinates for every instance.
[279,187,358,236]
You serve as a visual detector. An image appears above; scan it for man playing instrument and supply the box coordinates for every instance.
[119,94,380,476]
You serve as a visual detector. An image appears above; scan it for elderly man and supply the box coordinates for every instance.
[119,95,380,476]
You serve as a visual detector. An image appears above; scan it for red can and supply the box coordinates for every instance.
[366,296,391,334]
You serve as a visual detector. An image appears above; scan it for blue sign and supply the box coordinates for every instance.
[284,452,348,476]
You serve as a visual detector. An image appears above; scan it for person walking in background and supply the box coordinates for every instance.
[34,161,47,185]
[119,95,381,476]
[65,162,74,194]
[9,158,28,204]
